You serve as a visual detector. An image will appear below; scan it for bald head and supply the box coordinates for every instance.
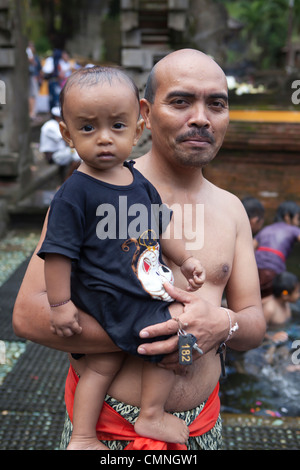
[144,49,227,103]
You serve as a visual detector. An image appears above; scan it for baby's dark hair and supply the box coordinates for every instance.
[274,201,300,222]
[242,196,265,220]
[59,65,140,121]
[272,271,299,298]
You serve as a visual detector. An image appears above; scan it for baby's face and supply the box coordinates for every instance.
[59,80,142,172]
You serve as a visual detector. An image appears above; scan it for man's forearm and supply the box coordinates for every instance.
[12,212,119,354]
[225,306,266,352]
[13,291,118,354]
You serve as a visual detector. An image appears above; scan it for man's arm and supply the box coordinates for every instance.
[12,212,118,354]
[220,200,266,350]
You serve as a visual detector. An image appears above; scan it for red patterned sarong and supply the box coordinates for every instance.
[64,365,220,450]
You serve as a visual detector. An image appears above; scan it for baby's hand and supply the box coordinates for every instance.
[50,300,82,337]
[180,256,206,291]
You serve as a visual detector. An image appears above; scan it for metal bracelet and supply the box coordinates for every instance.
[221,307,239,342]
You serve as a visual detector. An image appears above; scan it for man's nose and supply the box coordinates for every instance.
[188,103,210,128]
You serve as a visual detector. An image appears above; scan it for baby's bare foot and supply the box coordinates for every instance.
[67,435,109,450]
[134,412,189,444]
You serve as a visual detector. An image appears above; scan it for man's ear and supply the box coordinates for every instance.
[133,118,145,146]
[59,121,74,148]
[140,98,151,130]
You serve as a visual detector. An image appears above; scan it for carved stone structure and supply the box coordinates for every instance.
[120,0,189,89]
[0,0,31,179]
[0,0,297,227]
[0,0,59,223]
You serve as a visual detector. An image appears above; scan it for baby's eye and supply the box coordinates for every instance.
[113,122,125,129]
[82,124,94,132]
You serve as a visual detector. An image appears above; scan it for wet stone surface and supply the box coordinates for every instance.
[0,229,40,287]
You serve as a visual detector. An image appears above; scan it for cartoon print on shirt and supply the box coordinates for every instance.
[122,230,174,302]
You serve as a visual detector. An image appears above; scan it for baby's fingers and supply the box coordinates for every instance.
[72,322,83,335]
[187,275,205,291]
[50,321,82,337]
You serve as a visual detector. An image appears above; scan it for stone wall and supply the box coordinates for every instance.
[65,0,116,64]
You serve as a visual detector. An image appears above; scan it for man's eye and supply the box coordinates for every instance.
[171,99,188,106]
[210,101,227,109]
[82,124,94,132]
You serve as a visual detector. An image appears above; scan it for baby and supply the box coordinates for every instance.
[38,66,205,450]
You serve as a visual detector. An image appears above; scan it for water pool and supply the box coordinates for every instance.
[220,244,300,418]
[220,315,300,418]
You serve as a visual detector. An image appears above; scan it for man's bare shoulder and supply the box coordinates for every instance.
[205,181,253,241]
[132,154,149,172]
[206,179,246,216]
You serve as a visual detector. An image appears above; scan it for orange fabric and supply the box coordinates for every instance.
[65,365,220,450]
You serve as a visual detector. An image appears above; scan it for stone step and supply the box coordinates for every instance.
[139,0,168,10]
[141,34,169,45]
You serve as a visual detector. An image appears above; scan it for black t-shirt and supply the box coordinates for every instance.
[38,161,174,360]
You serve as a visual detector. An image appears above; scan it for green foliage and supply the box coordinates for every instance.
[220,0,300,68]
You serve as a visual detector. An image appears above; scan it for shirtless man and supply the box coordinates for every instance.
[12,49,266,450]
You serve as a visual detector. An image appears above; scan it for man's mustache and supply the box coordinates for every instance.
[176,128,215,144]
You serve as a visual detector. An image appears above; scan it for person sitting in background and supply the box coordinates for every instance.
[263,271,300,327]
[39,106,81,180]
[262,272,300,366]
[241,196,265,237]
[254,201,300,298]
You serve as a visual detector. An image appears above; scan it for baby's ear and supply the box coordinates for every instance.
[133,118,145,146]
[59,121,75,148]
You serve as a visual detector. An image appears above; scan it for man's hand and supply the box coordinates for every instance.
[137,282,228,365]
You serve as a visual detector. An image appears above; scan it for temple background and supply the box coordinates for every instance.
[0,0,299,231]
